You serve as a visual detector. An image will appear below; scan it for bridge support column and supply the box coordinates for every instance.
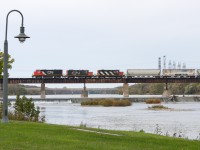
[162,83,171,97]
[41,83,46,99]
[123,83,129,98]
[0,82,3,98]
[81,83,88,98]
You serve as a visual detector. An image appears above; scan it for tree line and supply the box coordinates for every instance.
[117,83,200,95]
[7,83,200,95]
[8,85,119,95]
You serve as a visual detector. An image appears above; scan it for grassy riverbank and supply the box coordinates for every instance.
[0,121,200,150]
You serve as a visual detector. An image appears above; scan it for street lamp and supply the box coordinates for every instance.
[2,10,30,123]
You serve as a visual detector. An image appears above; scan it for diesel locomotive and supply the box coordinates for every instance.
[32,69,124,78]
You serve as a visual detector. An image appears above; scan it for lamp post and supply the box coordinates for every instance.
[2,10,30,123]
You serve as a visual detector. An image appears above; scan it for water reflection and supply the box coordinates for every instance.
[35,101,200,140]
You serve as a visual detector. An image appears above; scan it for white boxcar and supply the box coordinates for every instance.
[127,69,160,77]
[163,69,195,77]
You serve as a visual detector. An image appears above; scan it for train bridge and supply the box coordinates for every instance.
[1,77,200,98]
[2,77,200,84]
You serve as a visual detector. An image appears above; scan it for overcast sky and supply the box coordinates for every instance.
[1,0,200,88]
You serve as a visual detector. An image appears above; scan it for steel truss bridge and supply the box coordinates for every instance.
[1,77,200,84]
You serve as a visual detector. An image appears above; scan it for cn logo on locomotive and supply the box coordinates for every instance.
[47,71,54,74]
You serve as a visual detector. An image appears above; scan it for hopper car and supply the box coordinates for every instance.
[162,69,195,77]
[196,69,200,76]
[127,69,161,77]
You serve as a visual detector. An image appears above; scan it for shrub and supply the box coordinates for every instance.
[148,105,169,110]
[145,99,161,104]
[81,99,132,107]
[0,95,45,122]
[13,95,43,122]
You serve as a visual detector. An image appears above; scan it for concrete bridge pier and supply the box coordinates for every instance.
[162,82,171,98]
[41,83,46,99]
[81,83,88,98]
[123,83,129,97]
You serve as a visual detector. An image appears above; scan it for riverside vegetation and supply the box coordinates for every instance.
[0,95,45,122]
[81,99,132,106]
[148,105,170,110]
[7,82,200,96]
[145,98,161,104]
[117,83,200,95]
[145,99,170,110]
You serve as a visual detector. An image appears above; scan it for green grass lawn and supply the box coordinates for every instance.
[0,121,199,150]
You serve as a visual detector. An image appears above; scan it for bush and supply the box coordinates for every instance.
[0,95,45,122]
[81,99,132,107]
[145,99,161,104]
[148,105,169,110]
[13,95,44,122]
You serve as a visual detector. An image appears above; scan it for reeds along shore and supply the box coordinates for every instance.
[81,99,132,107]
[145,99,161,104]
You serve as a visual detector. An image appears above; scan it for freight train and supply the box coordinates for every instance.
[32,69,200,78]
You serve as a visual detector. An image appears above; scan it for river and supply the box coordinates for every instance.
[9,94,200,140]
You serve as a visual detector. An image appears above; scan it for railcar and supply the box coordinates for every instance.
[32,69,63,78]
[162,69,195,77]
[126,69,161,77]
[196,69,200,76]
[66,70,93,77]
[97,70,124,77]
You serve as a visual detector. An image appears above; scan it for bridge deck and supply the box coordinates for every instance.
[0,77,200,84]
